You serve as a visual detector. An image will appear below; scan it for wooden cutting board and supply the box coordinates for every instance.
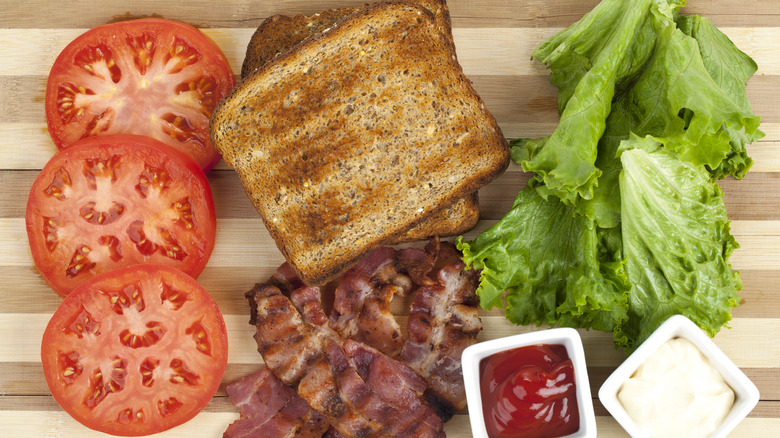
[1,0,778,436]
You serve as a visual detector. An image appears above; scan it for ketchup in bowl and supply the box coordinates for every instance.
[479,343,579,438]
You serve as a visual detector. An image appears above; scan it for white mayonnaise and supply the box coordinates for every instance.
[617,337,735,438]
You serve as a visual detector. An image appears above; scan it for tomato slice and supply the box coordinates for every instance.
[26,134,216,296]
[45,18,236,171]
[41,264,228,436]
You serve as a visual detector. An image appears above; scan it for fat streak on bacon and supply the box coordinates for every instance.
[224,239,481,438]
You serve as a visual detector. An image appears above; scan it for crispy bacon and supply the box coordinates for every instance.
[248,284,446,438]
[223,366,328,438]
[270,262,305,293]
[344,340,444,433]
[229,239,481,438]
[329,241,439,357]
[323,428,347,438]
[248,284,323,384]
[401,257,481,418]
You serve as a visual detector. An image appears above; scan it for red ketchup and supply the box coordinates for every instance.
[479,344,579,438]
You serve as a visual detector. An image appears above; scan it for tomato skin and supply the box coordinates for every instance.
[26,134,216,297]
[479,344,580,438]
[41,264,228,436]
[45,18,236,171]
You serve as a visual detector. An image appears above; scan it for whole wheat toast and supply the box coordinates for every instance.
[241,0,453,78]
[240,0,476,244]
[210,1,509,285]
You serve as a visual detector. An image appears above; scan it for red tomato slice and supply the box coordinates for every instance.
[45,18,236,171]
[41,264,228,436]
[26,134,216,297]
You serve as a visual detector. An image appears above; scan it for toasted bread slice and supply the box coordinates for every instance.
[241,8,354,79]
[241,0,453,78]
[211,1,509,285]
[240,0,476,244]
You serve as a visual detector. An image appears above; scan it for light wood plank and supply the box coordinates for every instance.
[4,218,780,268]
[2,313,777,367]
[0,27,777,77]
[0,265,778,319]
[3,122,780,171]
[3,394,779,418]
[1,406,778,438]
[730,221,780,236]
[0,74,564,124]
[1,406,779,438]
[4,168,780,222]
[5,72,777,127]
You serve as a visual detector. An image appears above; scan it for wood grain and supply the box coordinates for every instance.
[1,0,779,437]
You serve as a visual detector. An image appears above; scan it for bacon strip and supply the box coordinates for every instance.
[344,340,444,433]
[329,242,438,357]
[401,255,482,419]
[229,239,480,438]
[223,367,328,438]
[269,262,306,293]
[248,284,446,438]
[248,284,323,384]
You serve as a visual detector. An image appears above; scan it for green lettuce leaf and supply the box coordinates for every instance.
[458,187,630,337]
[518,0,682,204]
[676,14,757,114]
[618,136,741,345]
[461,0,759,350]
[616,21,762,179]
[676,14,763,178]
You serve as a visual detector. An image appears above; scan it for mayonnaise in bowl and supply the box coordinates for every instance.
[617,337,734,438]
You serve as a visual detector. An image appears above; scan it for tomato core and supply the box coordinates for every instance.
[479,344,580,438]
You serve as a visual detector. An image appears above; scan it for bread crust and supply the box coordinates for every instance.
[241,0,454,79]
[211,1,509,285]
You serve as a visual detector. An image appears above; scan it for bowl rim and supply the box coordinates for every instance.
[597,314,760,438]
[461,327,597,438]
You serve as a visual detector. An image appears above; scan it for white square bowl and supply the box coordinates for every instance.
[461,327,597,438]
[598,314,760,438]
